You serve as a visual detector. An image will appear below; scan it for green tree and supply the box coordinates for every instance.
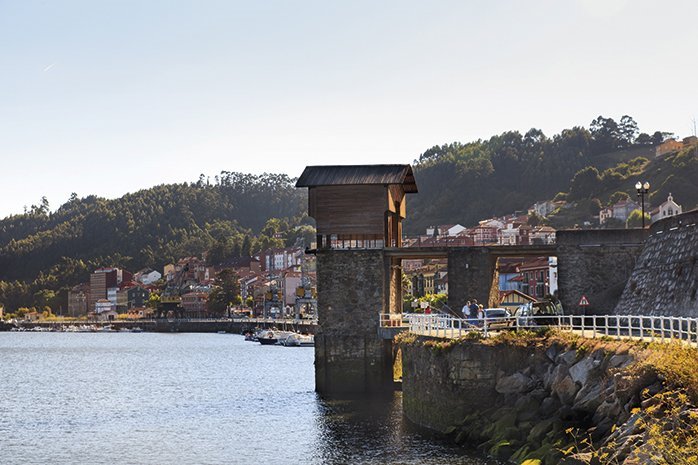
[589,198,602,216]
[568,167,602,200]
[608,191,630,206]
[146,293,160,309]
[208,269,241,317]
[626,209,651,228]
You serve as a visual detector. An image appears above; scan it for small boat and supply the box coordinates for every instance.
[257,329,294,345]
[283,333,314,347]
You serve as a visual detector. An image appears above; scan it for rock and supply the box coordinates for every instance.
[573,382,603,413]
[591,417,615,441]
[496,372,536,394]
[546,344,560,362]
[516,396,542,422]
[593,399,621,424]
[608,433,643,464]
[543,365,556,390]
[509,445,533,464]
[529,388,548,401]
[538,396,561,417]
[569,357,598,385]
[558,404,577,421]
[640,395,661,410]
[558,350,578,365]
[609,354,632,369]
[560,452,599,465]
[527,417,556,443]
[553,374,579,405]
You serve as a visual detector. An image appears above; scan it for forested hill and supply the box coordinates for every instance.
[0,172,307,285]
[406,116,697,233]
[2,115,697,311]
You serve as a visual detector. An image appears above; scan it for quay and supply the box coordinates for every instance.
[9,318,318,334]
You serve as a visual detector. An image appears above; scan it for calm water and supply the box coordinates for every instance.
[0,333,492,465]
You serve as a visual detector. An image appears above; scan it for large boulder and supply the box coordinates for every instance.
[496,372,536,394]
[569,357,600,386]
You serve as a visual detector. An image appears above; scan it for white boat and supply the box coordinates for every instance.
[282,333,314,347]
[257,329,295,345]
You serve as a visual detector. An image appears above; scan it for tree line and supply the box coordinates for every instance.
[406,115,692,233]
[0,172,310,311]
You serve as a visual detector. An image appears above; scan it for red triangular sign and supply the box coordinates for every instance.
[578,295,590,306]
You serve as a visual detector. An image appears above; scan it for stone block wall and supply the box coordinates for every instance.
[315,249,393,395]
[400,337,664,464]
[447,248,499,312]
[556,229,647,314]
[615,209,698,315]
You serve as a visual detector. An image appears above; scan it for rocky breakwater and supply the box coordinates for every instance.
[399,331,698,464]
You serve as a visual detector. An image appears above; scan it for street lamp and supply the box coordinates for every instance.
[635,181,650,228]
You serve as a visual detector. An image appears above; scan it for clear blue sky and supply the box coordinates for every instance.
[1,0,696,218]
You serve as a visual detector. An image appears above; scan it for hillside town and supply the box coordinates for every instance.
[55,247,317,322]
[34,186,681,323]
[399,189,684,313]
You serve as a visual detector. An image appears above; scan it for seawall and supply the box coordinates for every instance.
[615,208,698,316]
[399,332,698,464]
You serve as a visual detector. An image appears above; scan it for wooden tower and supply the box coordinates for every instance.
[295,164,418,248]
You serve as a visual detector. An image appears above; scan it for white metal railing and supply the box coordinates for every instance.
[379,313,408,328]
[402,314,698,346]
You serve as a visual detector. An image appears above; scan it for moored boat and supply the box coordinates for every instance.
[282,333,314,347]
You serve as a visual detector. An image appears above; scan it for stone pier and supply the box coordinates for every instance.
[314,249,394,395]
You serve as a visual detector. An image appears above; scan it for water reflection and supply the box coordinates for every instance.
[313,393,494,465]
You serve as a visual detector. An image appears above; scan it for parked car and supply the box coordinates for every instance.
[515,300,563,327]
[480,308,514,329]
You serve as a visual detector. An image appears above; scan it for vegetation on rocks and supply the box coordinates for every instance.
[399,331,698,465]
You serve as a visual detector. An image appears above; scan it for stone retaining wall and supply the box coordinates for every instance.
[615,209,698,316]
[400,335,679,464]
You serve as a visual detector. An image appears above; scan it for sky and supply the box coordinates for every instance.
[1,0,697,218]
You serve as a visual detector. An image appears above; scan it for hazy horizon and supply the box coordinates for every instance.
[2,0,697,218]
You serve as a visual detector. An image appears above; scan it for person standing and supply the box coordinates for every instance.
[469,299,479,318]
[462,301,471,318]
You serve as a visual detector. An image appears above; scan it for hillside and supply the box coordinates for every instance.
[405,117,695,233]
[1,115,696,311]
[0,173,308,310]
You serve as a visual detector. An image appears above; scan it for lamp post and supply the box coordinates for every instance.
[635,181,650,228]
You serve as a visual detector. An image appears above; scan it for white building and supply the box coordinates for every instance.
[498,224,521,246]
[95,299,115,314]
[531,200,557,218]
[136,268,162,285]
[651,194,682,222]
[548,257,558,296]
[262,247,303,272]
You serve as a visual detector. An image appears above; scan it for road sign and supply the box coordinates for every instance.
[578,295,590,306]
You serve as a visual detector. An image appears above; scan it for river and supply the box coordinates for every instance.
[0,332,494,464]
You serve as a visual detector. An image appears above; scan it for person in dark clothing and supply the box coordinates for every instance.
[469,299,479,318]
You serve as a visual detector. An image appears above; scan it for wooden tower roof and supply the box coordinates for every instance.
[296,164,418,193]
